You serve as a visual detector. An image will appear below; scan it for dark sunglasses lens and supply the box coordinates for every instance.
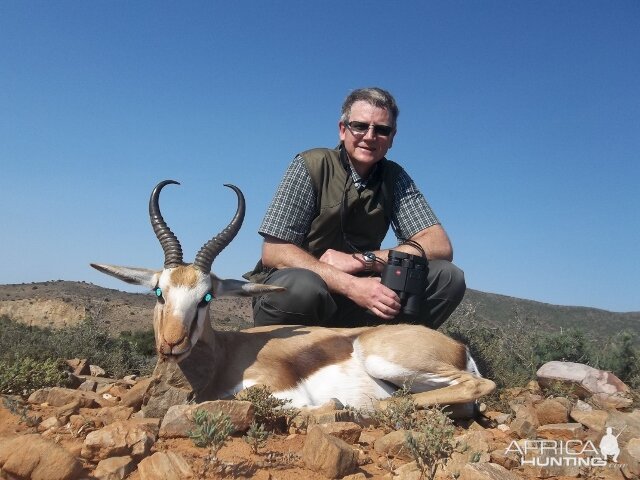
[347,121,392,136]
[374,125,393,136]
[349,121,369,133]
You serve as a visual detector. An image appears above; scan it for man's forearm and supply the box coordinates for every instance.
[261,238,357,297]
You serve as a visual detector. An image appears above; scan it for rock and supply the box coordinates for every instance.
[120,376,153,410]
[90,364,107,377]
[159,400,254,438]
[302,426,359,478]
[392,460,421,480]
[95,406,135,425]
[28,387,114,408]
[314,398,345,412]
[509,417,537,439]
[55,399,82,423]
[604,409,640,445]
[509,400,539,427]
[537,361,632,408]
[93,456,135,480]
[454,430,492,455]
[137,451,193,480]
[343,473,368,480]
[78,380,99,392]
[39,416,62,431]
[374,430,421,460]
[316,421,362,444]
[81,419,157,462]
[534,398,569,425]
[0,434,83,480]
[305,409,367,426]
[536,422,585,440]
[570,400,610,432]
[485,411,510,424]
[66,358,90,376]
[458,462,520,480]
[489,448,520,470]
[619,437,640,478]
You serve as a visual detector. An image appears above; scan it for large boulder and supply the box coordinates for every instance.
[0,434,83,480]
[81,419,158,462]
[536,361,632,409]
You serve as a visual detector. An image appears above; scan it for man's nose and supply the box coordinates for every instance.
[363,125,377,139]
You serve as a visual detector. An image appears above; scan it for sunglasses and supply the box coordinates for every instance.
[345,120,394,137]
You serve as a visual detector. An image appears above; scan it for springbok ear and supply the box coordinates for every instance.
[91,263,160,288]
[211,276,286,298]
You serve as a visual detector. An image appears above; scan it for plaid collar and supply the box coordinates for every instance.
[348,162,378,191]
[339,144,379,191]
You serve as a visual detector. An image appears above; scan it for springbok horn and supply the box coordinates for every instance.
[193,184,245,274]
[149,180,184,268]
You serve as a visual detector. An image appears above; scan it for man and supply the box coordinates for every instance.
[245,87,465,329]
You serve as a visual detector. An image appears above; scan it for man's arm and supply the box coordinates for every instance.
[261,236,401,320]
[318,223,452,275]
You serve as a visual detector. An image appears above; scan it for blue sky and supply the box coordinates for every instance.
[1,1,638,312]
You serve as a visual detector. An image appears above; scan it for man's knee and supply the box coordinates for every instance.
[428,260,466,303]
[253,268,334,325]
[263,268,328,302]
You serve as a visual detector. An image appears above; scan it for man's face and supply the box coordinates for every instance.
[339,100,395,176]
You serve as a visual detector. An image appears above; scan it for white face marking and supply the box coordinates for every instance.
[155,268,212,358]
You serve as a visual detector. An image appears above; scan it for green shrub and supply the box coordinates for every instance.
[0,357,69,395]
[243,421,270,454]
[235,385,299,431]
[370,383,420,433]
[187,409,234,454]
[0,316,156,380]
[444,308,640,391]
[405,406,455,480]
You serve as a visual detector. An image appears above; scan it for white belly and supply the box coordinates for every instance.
[271,354,396,408]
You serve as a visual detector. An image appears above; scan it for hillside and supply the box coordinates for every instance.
[0,280,638,343]
[458,289,640,344]
[0,280,253,333]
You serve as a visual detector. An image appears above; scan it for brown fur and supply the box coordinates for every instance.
[169,266,200,287]
[357,324,468,372]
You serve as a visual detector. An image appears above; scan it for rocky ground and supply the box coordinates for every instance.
[0,360,639,480]
[1,281,639,479]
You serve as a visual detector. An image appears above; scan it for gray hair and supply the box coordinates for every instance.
[340,87,399,127]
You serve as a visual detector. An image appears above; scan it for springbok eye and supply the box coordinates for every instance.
[198,292,213,308]
[154,287,165,304]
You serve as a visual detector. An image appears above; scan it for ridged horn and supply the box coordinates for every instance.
[193,184,245,274]
[149,180,184,268]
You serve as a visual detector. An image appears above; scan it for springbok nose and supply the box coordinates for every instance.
[159,334,190,356]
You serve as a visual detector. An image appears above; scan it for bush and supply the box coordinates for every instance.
[0,357,69,395]
[405,406,455,480]
[235,385,299,431]
[444,307,640,391]
[187,409,233,454]
[243,421,270,454]
[370,383,420,433]
[0,316,156,383]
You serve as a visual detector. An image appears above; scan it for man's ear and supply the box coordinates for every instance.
[211,275,285,297]
[90,263,160,288]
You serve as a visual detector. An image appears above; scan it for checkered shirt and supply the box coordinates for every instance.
[259,155,440,246]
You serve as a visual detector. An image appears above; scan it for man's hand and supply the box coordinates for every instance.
[348,277,401,320]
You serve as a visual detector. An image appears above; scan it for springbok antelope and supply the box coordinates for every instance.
[91,180,495,411]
